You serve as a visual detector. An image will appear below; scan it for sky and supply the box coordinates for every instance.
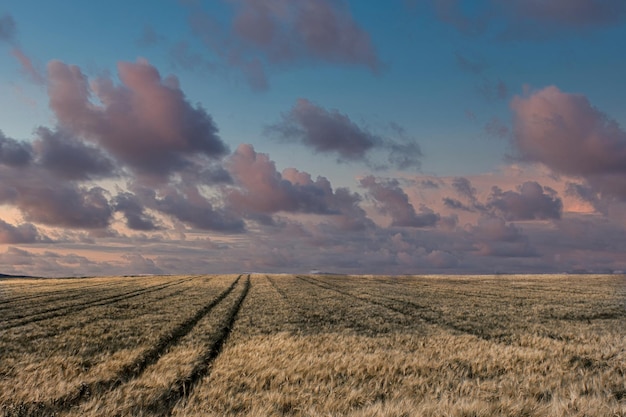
[1,0,626,277]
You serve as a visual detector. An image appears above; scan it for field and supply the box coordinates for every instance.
[0,274,624,417]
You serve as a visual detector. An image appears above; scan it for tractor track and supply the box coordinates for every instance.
[297,275,506,341]
[143,275,251,416]
[2,275,245,417]
[0,279,144,310]
[0,278,193,331]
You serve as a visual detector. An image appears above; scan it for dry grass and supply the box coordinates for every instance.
[1,273,624,416]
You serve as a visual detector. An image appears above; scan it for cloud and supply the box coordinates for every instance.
[226,144,355,217]
[47,58,229,179]
[11,47,44,84]
[268,98,422,170]
[137,25,165,47]
[426,249,459,268]
[565,182,606,213]
[443,197,473,211]
[0,219,49,244]
[269,98,376,159]
[0,168,113,229]
[500,0,626,31]
[451,176,477,201]
[469,216,536,257]
[510,86,626,198]
[0,130,32,167]
[419,0,626,39]
[360,175,439,227]
[484,117,510,139]
[1,129,117,229]
[488,181,562,220]
[121,253,164,275]
[448,176,486,212]
[113,192,160,231]
[185,0,380,89]
[455,51,486,74]
[32,127,116,180]
[133,184,246,233]
[477,79,508,101]
[0,13,16,43]
[511,86,626,176]
[428,0,489,36]
[0,15,45,85]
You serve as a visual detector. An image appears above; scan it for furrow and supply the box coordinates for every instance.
[144,275,251,417]
[298,275,501,341]
[3,275,242,417]
[0,278,192,331]
[0,278,143,311]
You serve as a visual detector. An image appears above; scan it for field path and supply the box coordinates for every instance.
[2,275,248,417]
[140,274,251,416]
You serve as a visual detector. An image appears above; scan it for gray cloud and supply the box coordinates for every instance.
[455,51,487,74]
[268,99,422,170]
[268,98,377,160]
[133,184,245,233]
[0,219,49,244]
[113,192,161,231]
[184,0,380,89]
[33,127,116,180]
[419,0,626,39]
[469,216,537,257]
[0,13,16,43]
[0,130,31,167]
[443,197,473,211]
[452,176,477,201]
[488,181,562,220]
[360,175,439,227]
[47,59,229,179]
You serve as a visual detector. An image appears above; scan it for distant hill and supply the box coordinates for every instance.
[0,273,34,279]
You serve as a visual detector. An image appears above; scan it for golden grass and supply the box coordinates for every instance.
[1,273,624,416]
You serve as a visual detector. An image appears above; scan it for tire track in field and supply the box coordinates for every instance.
[0,279,144,311]
[10,284,196,344]
[278,275,409,335]
[0,278,193,331]
[3,275,244,417]
[266,275,289,301]
[144,275,251,417]
[1,278,168,321]
[298,275,503,341]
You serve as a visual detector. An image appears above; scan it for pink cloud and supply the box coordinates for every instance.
[226,144,352,216]
[185,0,380,89]
[47,59,229,179]
[360,175,440,227]
[511,86,626,199]
[11,48,44,85]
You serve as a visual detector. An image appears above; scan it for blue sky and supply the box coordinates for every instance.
[1,0,626,276]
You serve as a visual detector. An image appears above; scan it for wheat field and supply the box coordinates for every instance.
[0,273,624,416]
